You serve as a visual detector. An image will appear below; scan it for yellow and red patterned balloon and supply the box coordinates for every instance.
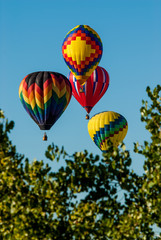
[62,25,103,85]
[88,111,128,152]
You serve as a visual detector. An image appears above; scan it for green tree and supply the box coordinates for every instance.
[0,85,160,240]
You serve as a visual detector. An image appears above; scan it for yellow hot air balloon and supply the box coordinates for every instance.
[88,111,128,152]
[62,25,103,85]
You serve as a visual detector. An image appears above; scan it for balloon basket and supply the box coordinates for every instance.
[43,132,48,141]
[86,114,89,120]
[79,87,84,93]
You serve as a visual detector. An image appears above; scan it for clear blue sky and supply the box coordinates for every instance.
[0,0,161,174]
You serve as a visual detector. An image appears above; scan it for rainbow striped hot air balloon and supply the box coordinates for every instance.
[62,25,103,85]
[88,111,128,151]
[19,71,72,139]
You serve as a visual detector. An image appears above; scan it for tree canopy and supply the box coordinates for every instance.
[0,85,161,239]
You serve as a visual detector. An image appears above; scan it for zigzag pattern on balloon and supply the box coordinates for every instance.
[19,72,72,130]
[19,78,38,123]
[93,115,128,149]
[62,25,103,78]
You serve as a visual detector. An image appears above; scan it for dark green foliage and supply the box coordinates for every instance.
[0,85,160,239]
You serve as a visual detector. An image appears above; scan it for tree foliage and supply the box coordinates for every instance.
[0,85,160,239]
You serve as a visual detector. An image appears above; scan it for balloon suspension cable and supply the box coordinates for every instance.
[86,114,90,120]
[43,132,48,141]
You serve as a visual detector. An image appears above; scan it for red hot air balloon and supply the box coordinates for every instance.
[68,66,110,119]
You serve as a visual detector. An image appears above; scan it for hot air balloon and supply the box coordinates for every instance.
[62,25,103,85]
[19,71,72,140]
[68,66,110,119]
[88,111,128,151]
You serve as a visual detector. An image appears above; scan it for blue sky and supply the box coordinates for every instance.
[0,0,161,174]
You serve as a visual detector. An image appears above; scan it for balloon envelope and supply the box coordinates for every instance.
[62,25,103,85]
[19,71,72,130]
[68,66,110,116]
[88,111,128,151]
